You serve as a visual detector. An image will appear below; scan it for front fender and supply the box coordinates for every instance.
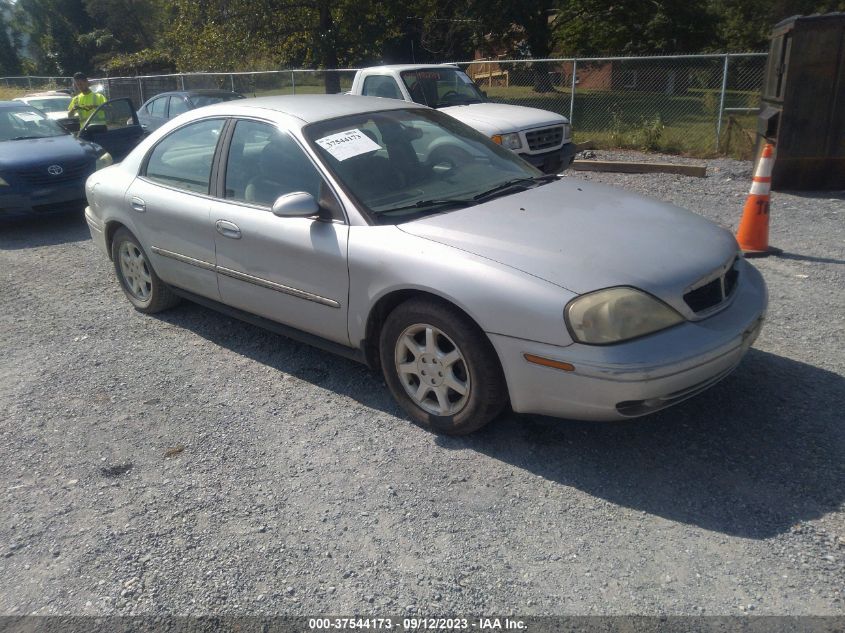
[347,226,576,348]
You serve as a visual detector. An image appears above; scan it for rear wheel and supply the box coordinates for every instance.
[111,227,179,313]
[380,297,507,435]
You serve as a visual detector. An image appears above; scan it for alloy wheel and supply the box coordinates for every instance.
[394,323,470,416]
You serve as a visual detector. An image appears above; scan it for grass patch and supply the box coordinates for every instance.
[0,86,30,100]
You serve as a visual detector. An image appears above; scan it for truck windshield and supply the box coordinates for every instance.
[399,69,485,108]
[305,108,543,224]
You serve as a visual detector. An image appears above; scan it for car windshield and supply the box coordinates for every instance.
[0,107,68,141]
[399,68,485,108]
[190,93,245,108]
[25,97,72,112]
[305,108,545,224]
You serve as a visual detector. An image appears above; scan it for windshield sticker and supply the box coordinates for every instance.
[316,129,381,161]
[416,71,441,80]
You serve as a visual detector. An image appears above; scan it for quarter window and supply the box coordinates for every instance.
[224,119,322,206]
[148,97,167,117]
[145,118,224,194]
[362,75,402,100]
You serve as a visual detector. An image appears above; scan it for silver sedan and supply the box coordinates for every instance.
[85,95,767,434]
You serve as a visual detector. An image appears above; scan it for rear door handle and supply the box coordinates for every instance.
[215,219,241,239]
[130,197,145,213]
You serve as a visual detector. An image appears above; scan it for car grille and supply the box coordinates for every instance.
[525,126,563,151]
[14,160,94,186]
[683,256,740,313]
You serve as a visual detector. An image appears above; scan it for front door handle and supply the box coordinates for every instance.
[130,197,145,213]
[215,219,241,239]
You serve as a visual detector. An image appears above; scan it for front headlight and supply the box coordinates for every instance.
[96,152,113,170]
[0,175,9,186]
[491,132,522,150]
[561,123,571,141]
[565,287,684,345]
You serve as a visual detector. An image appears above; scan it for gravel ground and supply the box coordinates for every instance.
[1,151,843,617]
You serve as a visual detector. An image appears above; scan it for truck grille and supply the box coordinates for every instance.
[14,160,94,186]
[525,126,563,151]
[684,257,740,313]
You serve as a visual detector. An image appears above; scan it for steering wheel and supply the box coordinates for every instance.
[440,90,461,100]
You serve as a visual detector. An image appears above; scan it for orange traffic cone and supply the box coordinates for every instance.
[736,143,781,257]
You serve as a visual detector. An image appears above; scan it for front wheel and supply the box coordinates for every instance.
[380,298,507,435]
[111,227,179,313]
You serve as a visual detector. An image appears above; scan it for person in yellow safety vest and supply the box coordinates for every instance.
[68,72,107,126]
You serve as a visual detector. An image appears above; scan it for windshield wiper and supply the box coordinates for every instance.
[472,174,560,202]
[11,135,50,141]
[378,197,477,215]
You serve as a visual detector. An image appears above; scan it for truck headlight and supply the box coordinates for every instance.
[491,132,522,150]
[562,123,571,141]
[0,175,9,186]
[96,152,113,170]
[565,287,684,344]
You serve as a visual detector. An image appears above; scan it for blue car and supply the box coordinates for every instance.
[0,98,144,218]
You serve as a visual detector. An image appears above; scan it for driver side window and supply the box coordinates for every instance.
[362,75,402,100]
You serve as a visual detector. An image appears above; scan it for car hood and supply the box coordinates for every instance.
[396,178,739,313]
[0,134,99,169]
[439,102,567,136]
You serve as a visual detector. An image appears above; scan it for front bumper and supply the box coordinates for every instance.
[0,179,89,217]
[489,262,768,421]
[520,142,577,174]
[85,206,110,257]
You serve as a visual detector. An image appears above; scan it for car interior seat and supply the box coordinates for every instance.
[245,138,320,206]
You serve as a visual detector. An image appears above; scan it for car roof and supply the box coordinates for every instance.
[21,92,70,98]
[361,64,460,73]
[0,101,39,110]
[147,89,241,101]
[200,94,427,124]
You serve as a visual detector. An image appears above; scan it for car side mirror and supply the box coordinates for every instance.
[271,192,320,218]
[481,90,488,99]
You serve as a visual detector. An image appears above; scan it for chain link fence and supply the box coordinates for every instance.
[91,70,358,106]
[0,76,73,93]
[1,53,765,157]
[460,53,766,157]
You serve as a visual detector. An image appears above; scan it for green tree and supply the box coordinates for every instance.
[165,0,408,90]
[555,0,717,56]
[710,0,845,51]
[0,0,22,74]
[14,0,95,74]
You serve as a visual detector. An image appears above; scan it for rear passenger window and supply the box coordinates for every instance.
[145,119,224,194]
[168,97,189,117]
[148,97,167,117]
[224,120,322,206]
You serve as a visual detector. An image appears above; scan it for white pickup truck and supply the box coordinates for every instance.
[349,64,576,173]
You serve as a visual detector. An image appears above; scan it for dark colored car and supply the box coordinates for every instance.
[0,98,144,218]
[137,90,245,132]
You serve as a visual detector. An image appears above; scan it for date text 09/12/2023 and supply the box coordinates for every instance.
[308,618,527,630]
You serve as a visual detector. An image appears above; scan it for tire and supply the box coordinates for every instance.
[379,297,507,435]
[110,227,179,313]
